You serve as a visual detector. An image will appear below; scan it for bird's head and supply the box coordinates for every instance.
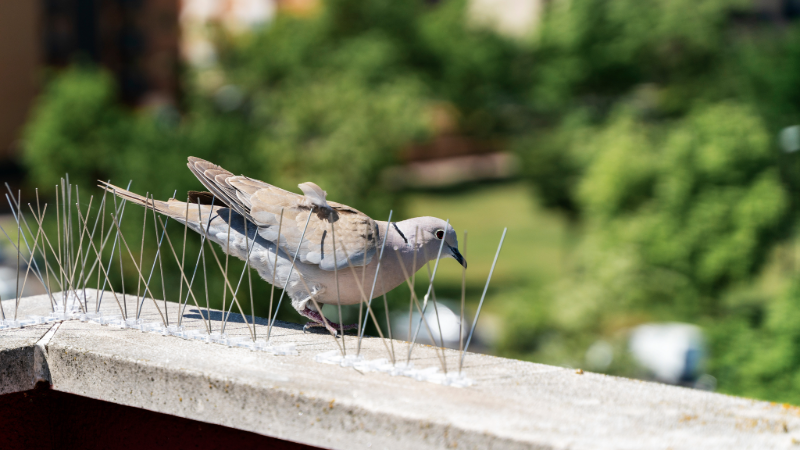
[399,217,466,269]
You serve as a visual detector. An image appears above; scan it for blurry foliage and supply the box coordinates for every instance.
[18,0,800,403]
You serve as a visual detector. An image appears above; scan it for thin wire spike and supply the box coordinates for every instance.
[24,201,84,312]
[135,192,175,321]
[135,194,173,323]
[98,180,133,306]
[331,219,345,355]
[424,261,446,373]
[177,198,189,327]
[35,189,56,312]
[77,192,103,300]
[66,194,93,312]
[156,194,169,326]
[4,185,58,294]
[358,210,393,355]
[391,247,447,370]
[201,222,210,334]
[177,197,215,327]
[336,238,393,360]
[244,218,256,341]
[408,226,419,363]
[14,190,21,320]
[0,218,56,306]
[114,193,127,319]
[76,193,105,303]
[67,181,74,295]
[74,207,126,317]
[17,204,49,315]
[109,211,167,326]
[267,211,313,342]
[96,187,107,313]
[381,277,395,364]
[460,228,507,370]
[222,204,232,326]
[155,216,210,334]
[359,223,368,347]
[220,224,259,337]
[98,180,132,312]
[267,208,284,342]
[136,192,149,318]
[458,230,468,374]
[56,184,63,296]
[406,219,450,361]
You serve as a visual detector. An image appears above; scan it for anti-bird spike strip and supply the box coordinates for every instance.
[2,158,496,388]
[0,183,505,390]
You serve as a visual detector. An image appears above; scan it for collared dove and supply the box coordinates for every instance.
[100,157,466,333]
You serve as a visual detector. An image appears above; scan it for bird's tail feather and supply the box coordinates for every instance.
[98,181,174,218]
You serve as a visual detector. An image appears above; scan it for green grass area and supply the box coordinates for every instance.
[402,181,573,291]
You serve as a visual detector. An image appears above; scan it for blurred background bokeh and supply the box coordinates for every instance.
[3,0,800,403]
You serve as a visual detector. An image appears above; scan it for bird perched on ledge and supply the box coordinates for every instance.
[101,157,466,334]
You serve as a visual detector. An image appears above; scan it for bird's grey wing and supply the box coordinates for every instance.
[187,157,252,220]
[247,186,379,270]
[186,157,378,269]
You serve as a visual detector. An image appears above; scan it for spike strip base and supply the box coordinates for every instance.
[314,350,474,387]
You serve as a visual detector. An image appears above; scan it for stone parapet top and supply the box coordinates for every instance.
[1,291,798,450]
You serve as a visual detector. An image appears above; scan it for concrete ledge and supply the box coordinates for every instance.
[2,291,800,449]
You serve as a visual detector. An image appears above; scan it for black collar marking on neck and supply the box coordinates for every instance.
[392,222,408,245]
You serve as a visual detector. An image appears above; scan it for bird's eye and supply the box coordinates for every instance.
[435,229,445,240]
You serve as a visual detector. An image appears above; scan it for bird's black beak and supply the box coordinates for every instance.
[450,245,467,269]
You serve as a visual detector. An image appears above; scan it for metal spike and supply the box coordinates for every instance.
[391,246,446,371]
[74,206,126,317]
[98,180,133,312]
[358,210,393,355]
[135,192,175,322]
[177,197,215,325]
[267,208,285,342]
[220,221,259,337]
[14,190,21,320]
[177,198,189,327]
[17,204,49,315]
[458,230,468,374]
[267,211,313,342]
[109,211,167,326]
[136,192,149,318]
[330,219,345,354]
[155,215,210,334]
[222,203,232,325]
[406,219,450,361]
[4,185,58,295]
[35,189,56,312]
[135,193,174,323]
[460,228,507,370]
[408,226,419,363]
[335,238,393,360]
[24,200,84,313]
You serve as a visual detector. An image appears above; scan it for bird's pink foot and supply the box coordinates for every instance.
[299,308,358,335]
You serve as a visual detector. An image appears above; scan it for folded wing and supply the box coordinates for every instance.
[187,157,378,270]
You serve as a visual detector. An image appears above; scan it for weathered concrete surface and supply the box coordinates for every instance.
[4,291,800,450]
[0,298,52,394]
